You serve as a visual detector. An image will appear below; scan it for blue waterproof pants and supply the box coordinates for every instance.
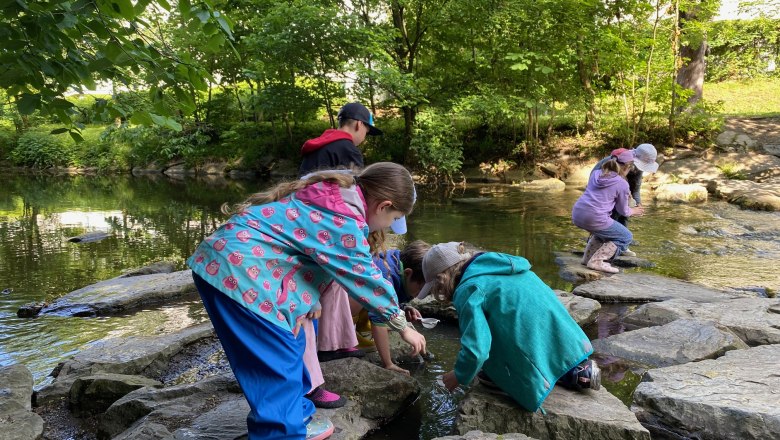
[194,273,314,439]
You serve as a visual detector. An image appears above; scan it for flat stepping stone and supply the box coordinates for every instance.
[554,252,654,283]
[433,431,536,440]
[592,319,748,368]
[28,270,197,317]
[572,273,742,303]
[0,364,44,440]
[456,385,650,440]
[624,297,780,346]
[633,344,780,440]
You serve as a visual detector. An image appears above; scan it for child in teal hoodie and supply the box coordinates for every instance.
[419,242,601,412]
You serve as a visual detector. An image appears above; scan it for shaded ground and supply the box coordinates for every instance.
[724,117,780,147]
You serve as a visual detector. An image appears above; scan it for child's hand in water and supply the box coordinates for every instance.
[385,364,410,375]
[442,371,459,391]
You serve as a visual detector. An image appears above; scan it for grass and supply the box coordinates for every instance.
[706,77,780,117]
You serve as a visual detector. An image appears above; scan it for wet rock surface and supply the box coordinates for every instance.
[21,270,198,317]
[632,344,780,440]
[572,272,742,303]
[624,297,780,346]
[433,431,536,440]
[553,252,654,283]
[456,384,650,440]
[592,318,749,368]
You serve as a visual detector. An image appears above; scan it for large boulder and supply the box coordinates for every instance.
[0,364,44,440]
[592,319,748,368]
[69,374,163,416]
[632,344,780,440]
[553,252,654,283]
[434,431,536,440]
[624,297,780,346]
[572,273,741,303]
[456,384,650,440]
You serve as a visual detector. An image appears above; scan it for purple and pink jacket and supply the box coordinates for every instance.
[572,170,631,232]
[187,181,406,334]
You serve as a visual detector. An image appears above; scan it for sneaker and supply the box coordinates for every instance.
[621,247,637,257]
[305,413,334,440]
[317,347,365,362]
[305,386,347,409]
[476,371,507,396]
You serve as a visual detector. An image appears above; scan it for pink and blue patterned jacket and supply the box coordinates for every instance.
[187,181,406,333]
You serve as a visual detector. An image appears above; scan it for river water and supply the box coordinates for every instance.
[1,173,778,438]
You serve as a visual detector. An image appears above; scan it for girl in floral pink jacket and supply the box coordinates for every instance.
[187,162,425,440]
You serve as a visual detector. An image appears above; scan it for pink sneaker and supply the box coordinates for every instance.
[305,386,347,409]
[305,413,334,440]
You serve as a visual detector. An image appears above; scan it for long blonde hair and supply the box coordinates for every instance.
[600,158,631,178]
[223,162,416,253]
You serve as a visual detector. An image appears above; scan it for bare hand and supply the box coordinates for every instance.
[404,306,422,322]
[400,326,426,356]
[386,364,410,375]
[442,370,459,391]
[631,205,645,217]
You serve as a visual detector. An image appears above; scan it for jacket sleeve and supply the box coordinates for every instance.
[453,286,492,386]
[615,181,632,217]
[309,220,407,332]
[627,169,643,204]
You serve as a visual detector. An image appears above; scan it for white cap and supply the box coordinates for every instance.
[633,144,659,173]
[417,242,467,299]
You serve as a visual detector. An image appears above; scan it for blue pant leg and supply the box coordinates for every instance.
[592,221,633,254]
[194,274,314,440]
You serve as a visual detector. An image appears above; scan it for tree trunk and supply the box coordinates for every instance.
[676,41,707,107]
[576,34,596,132]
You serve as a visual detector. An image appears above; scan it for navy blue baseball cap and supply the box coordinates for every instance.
[337,102,383,136]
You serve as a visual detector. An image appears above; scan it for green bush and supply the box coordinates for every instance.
[0,120,17,159]
[10,130,74,167]
[409,110,463,183]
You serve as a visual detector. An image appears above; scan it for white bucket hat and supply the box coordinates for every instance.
[633,144,659,173]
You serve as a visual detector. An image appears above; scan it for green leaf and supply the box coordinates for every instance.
[195,9,211,24]
[205,33,225,52]
[216,16,233,40]
[69,130,84,143]
[17,93,41,115]
[52,98,74,109]
[111,0,135,20]
[130,111,153,125]
[50,128,69,134]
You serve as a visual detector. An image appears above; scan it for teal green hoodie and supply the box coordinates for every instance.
[452,252,593,412]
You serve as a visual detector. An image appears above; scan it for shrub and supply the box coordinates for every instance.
[10,130,73,167]
[409,110,463,184]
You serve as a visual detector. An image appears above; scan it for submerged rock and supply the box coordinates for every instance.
[456,384,650,439]
[66,231,112,243]
[592,318,748,368]
[632,344,780,440]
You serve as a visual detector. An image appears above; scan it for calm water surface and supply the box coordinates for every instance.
[1,173,778,438]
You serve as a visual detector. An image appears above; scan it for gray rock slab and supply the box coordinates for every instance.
[169,395,249,440]
[707,178,780,211]
[0,364,44,440]
[434,431,536,440]
[592,319,749,368]
[654,183,708,203]
[411,290,600,327]
[36,323,214,405]
[37,270,197,317]
[652,153,780,186]
[764,143,780,157]
[512,178,565,192]
[632,344,780,440]
[69,373,163,416]
[554,252,654,283]
[572,273,741,303]
[456,385,650,440]
[624,297,780,346]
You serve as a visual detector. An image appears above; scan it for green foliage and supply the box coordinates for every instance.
[0,119,16,159]
[708,18,780,81]
[10,130,72,168]
[717,162,748,180]
[409,110,463,183]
